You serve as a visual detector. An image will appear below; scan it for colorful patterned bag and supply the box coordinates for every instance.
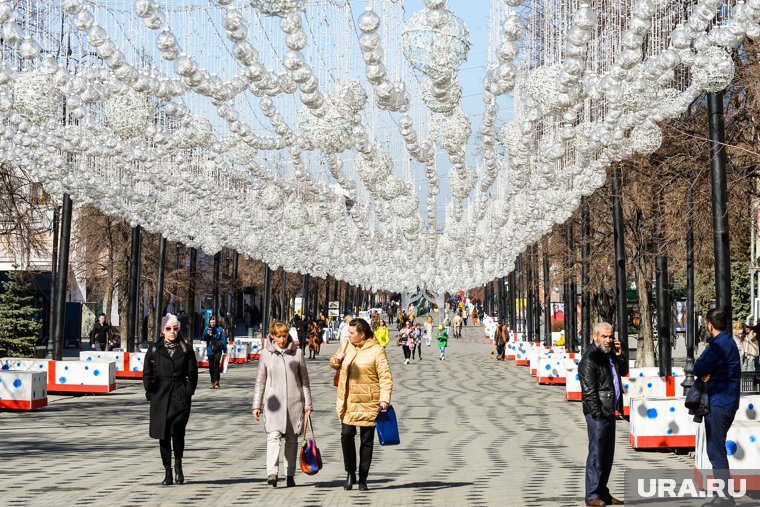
[299,416,323,475]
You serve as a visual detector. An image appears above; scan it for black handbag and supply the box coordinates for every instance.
[210,339,225,354]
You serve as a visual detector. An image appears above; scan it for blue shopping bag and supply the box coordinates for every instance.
[376,405,400,446]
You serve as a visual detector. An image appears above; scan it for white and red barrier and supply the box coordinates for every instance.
[531,352,575,376]
[0,370,47,410]
[80,351,145,378]
[695,419,760,491]
[537,357,577,385]
[628,396,698,449]
[235,337,263,359]
[227,342,250,364]
[47,360,116,393]
[2,358,116,393]
[565,362,582,400]
[627,366,684,378]
[621,375,677,416]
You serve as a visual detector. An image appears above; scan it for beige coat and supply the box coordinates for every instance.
[330,337,393,427]
[252,339,312,434]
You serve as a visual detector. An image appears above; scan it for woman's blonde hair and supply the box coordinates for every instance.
[269,320,290,338]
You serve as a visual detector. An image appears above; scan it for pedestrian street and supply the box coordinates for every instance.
[0,325,723,506]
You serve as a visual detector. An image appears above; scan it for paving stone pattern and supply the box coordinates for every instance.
[0,322,706,506]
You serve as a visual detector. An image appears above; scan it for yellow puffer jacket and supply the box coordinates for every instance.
[330,337,393,427]
[374,325,390,347]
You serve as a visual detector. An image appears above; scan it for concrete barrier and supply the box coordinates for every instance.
[79,351,145,378]
[621,375,678,416]
[2,358,116,393]
[695,419,760,491]
[0,370,47,410]
[628,396,698,449]
[537,357,575,385]
[227,342,250,364]
[235,337,262,359]
[565,362,582,400]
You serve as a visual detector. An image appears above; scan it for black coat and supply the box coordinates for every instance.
[685,378,710,423]
[90,321,111,346]
[579,343,629,419]
[143,341,199,439]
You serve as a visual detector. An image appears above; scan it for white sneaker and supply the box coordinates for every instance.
[405,359,409,364]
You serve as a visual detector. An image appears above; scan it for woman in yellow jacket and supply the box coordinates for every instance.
[374,320,390,347]
[330,318,393,491]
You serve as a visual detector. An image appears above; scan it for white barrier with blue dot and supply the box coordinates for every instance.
[0,370,47,410]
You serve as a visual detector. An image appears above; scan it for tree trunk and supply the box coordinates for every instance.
[634,256,656,367]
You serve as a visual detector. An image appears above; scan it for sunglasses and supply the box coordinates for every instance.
[164,326,180,332]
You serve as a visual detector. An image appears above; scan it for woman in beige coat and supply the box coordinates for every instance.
[330,318,393,491]
[252,321,313,488]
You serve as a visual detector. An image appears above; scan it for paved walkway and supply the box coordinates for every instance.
[1,323,697,506]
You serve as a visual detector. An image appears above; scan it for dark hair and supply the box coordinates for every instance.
[349,318,374,340]
[706,308,727,332]
[99,313,106,317]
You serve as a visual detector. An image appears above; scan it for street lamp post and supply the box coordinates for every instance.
[682,183,696,393]
[611,165,629,355]
[581,199,591,349]
[543,239,551,347]
[708,91,732,322]
[51,194,72,360]
[188,247,197,344]
[153,236,167,342]
[127,224,141,352]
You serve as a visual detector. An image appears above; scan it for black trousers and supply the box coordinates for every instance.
[584,413,616,501]
[341,424,375,480]
[159,414,188,467]
[208,352,222,382]
[704,404,737,496]
[412,343,422,359]
[402,345,411,360]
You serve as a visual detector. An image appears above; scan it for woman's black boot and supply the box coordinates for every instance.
[174,459,184,484]
[344,473,356,490]
[162,466,173,486]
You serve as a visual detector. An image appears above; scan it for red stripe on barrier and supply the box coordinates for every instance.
[537,377,566,385]
[515,360,530,365]
[629,433,695,449]
[0,399,48,410]
[116,371,143,378]
[566,391,582,401]
[48,383,115,394]
[666,376,676,397]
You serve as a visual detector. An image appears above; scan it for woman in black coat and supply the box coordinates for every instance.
[143,314,198,486]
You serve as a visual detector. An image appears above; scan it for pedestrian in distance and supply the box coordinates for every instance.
[398,321,414,364]
[739,323,759,372]
[495,319,507,360]
[307,320,322,359]
[89,313,113,351]
[375,320,390,347]
[424,315,434,346]
[143,314,198,486]
[453,312,463,339]
[412,323,423,360]
[337,314,352,345]
[579,322,628,507]
[292,314,308,355]
[252,320,313,488]
[330,318,393,491]
[436,325,448,360]
[202,315,226,389]
[694,309,741,507]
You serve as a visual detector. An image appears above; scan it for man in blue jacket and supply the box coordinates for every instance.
[693,308,741,507]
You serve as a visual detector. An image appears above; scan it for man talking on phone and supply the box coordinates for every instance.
[579,322,628,506]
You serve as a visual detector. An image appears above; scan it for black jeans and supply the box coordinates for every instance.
[412,343,422,359]
[584,413,616,501]
[402,345,411,360]
[159,414,187,467]
[341,424,375,480]
[704,404,737,496]
[208,352,222,383]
